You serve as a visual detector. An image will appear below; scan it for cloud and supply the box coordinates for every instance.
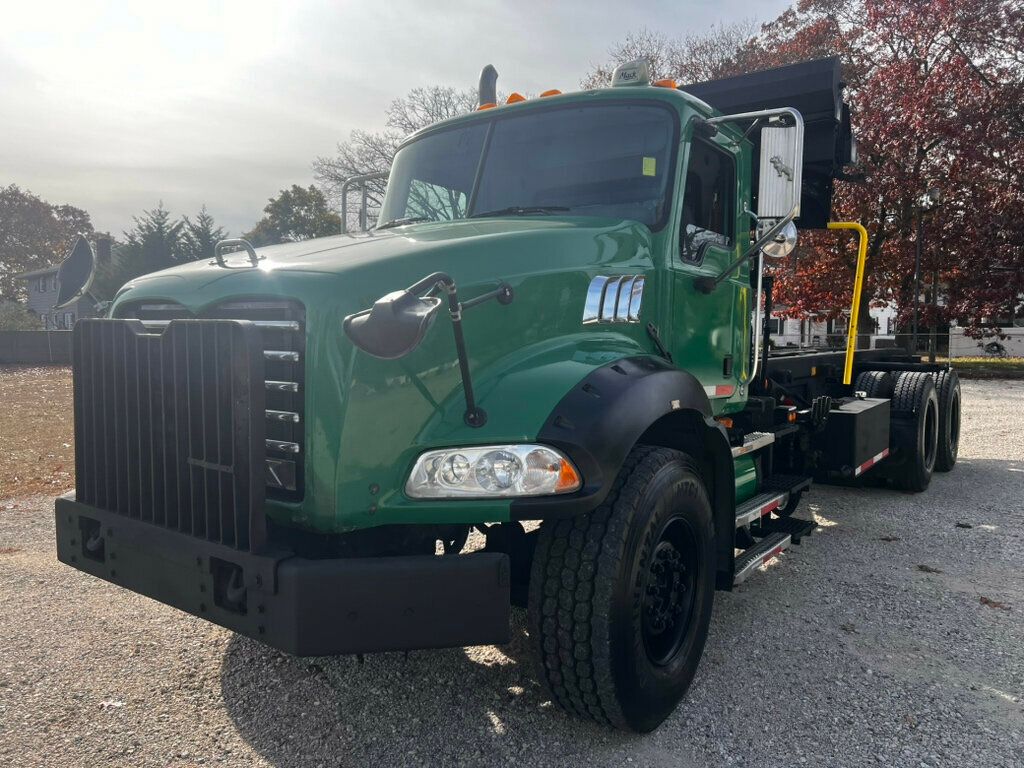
[1,0,790,236]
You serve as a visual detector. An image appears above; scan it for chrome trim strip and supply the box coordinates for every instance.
[266,409,301,423]
[266,439,300,454]
[264,350,300,362]
[627,276,645,320]
[583,275,645,325]
[582,276,608,324]
[266,380,300,393]
[600,276,622,322]
[613,277,634,322]
[139,319,300,331]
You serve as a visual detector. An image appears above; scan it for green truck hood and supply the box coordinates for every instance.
[117,218,632,294]
[112,217,659,532]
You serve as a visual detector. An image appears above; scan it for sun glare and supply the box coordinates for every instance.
[2,1,290,103]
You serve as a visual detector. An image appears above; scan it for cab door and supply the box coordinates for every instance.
[668,135,747,410]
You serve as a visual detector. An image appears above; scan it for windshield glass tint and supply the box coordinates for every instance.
[379,123,487,224]
[379,103,676,229]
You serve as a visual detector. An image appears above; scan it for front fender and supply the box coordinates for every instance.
[511,355,725,517]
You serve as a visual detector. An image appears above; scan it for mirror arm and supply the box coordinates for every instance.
[694,106,803,294]
[415,273,514,428]
[694,208,796,294]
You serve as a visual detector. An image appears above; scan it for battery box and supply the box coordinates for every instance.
[815,396,890,477]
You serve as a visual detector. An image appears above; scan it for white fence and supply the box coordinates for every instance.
[949,328,1024,358]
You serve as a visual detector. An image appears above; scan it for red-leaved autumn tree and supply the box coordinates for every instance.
[588,1,1024,335]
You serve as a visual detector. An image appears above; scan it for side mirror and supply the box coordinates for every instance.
[757,119,804,220]
[760,220,798,259]
[342,288,442,359]
[54,234,96,309]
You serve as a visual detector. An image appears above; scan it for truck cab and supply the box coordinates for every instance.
[54,57,959,733]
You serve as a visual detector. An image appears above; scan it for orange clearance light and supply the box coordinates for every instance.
[716,416,734,429]
[653,78,677,89]
[506,92,526,104]
[556,458,582,493]
[477,102,496,110]
[788,411,798,423]
[540,89,562,97]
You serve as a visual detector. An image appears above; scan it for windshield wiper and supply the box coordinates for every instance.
[469,205,571,218]
[376,216,430,230]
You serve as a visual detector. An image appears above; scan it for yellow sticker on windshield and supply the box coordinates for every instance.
[642,157,657,176]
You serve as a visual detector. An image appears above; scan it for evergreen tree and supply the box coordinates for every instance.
[121,203,184,275]
[180,205,227,262]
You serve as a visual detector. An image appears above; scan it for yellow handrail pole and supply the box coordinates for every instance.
[827,221,869,385]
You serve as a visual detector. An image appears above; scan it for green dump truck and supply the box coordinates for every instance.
[54,57,960,732]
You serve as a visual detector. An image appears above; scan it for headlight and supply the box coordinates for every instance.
[405,444,582,499]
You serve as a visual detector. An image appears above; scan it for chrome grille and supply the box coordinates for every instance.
[120,299,306,501]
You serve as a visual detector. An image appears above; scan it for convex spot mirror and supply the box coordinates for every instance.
[55,235,95,309]
[761,220,798,260]
[343,289,442,359]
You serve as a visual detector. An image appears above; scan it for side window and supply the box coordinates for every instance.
[680,140,736,262]
[406,179,468,221]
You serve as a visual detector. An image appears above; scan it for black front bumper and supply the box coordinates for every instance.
[55,496,511,656]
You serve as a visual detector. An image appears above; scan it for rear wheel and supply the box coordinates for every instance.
[932,369,961,472]
[889,372,939,492]
[527,446,715,732]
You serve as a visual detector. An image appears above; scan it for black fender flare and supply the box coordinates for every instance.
[511,355,736,586]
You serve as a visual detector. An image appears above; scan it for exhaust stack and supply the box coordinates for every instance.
[478,65,498,108]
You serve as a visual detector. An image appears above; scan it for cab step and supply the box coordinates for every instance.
[731,431,774,458]
[734,474,812,527]
[734,532,791,585]
[735,490,788,527]
[762,515,817,544]
[733,518,817,586]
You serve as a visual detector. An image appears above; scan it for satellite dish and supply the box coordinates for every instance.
[54,235,96,309]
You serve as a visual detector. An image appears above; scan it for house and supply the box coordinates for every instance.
[765,302,898,349]
[16,237,109,329]
[17,265,98,328]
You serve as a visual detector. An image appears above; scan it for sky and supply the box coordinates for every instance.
[1,0,792,236]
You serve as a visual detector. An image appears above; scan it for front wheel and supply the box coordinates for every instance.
[527,446,716,732]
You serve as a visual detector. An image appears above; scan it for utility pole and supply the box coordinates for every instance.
[912,212,922,355]
[912,187,941,359]
[929,264,939,362]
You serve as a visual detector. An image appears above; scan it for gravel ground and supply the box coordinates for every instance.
[1,379,1022,767]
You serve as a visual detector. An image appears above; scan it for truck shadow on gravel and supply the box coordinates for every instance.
[220,609,635,766]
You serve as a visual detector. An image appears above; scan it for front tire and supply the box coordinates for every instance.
[527,446,716,732]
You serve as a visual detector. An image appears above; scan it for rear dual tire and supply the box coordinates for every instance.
[889,371,940,492]
[932,369,961,472]
[527,446,715,733]
[854,369,895,399]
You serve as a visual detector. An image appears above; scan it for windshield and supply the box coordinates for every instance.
[379,102,678,229]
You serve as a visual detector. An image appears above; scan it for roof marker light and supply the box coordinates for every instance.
[506,92,526,104]
[653,78,678,89]
[540,89,562,97]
